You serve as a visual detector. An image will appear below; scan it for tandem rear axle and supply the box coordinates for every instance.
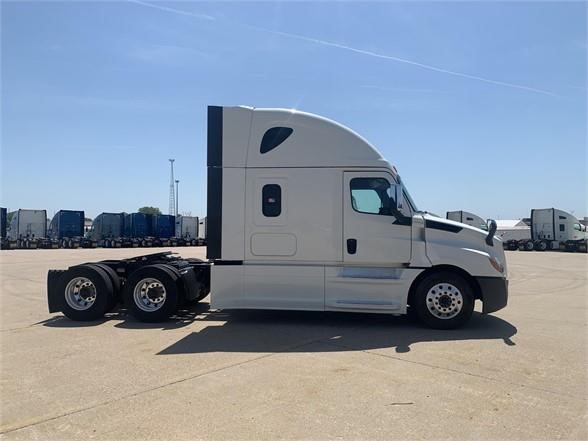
[47,252,211,322]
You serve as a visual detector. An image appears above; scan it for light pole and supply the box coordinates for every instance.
[175,180,179,218]
[168,159,175,216]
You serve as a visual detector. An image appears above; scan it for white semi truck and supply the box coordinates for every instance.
[526,208,587,252]
[496,209,587,252]
[7,209,57,249]
[446,211,488,231]
[46,106,508,329]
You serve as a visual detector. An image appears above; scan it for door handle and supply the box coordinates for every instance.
[347,238,357,254]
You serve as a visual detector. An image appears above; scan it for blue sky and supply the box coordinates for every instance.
[1,1,586,220]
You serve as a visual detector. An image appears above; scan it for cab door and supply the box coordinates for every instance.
[343,171,412,265]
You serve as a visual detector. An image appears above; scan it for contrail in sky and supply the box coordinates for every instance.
[128,0,214,20]
[129,0,557,97]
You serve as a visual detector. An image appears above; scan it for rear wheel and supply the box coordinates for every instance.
[124,265,180,322]
[412,272,474,329]
[537,240,547,251]
[58,265,114,321]
[89,263,121,311]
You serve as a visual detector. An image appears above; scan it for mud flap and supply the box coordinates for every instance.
[47,269,67,313]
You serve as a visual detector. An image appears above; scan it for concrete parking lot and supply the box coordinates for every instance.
[0,248,586,440]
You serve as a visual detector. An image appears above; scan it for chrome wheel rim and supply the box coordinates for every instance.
[133,278,166,312]
[425,283,463,319]
[65,277,97,310]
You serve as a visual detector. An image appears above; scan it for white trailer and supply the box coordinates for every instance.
[7,209,56,249]
[47,105,508,329]
[175,215,199,245]
[197,217,207,245]
[446,211,488,230]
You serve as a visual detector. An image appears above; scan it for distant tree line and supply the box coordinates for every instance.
[138,206,162,215]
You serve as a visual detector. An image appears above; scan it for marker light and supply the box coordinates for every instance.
[488,256,504,274]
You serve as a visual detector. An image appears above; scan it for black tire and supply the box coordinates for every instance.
[537,240,547,251]
[58,265,114,321]
[89,263,121,311]
[524,241,534,251]
[412,271,475,329]
[124,265,180,322]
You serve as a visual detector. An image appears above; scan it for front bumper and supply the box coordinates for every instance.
[475,276,508,313]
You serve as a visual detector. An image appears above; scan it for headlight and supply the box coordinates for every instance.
[488,256,504,274]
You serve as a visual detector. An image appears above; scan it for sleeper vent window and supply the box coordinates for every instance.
[260,127,293,154]
[262,184,281,217]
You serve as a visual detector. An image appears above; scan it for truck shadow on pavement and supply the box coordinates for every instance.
[155,309,517,355]
[41,306,517,354]
[40,302,211,330]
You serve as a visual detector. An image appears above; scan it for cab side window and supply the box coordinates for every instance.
[350,178,395,216]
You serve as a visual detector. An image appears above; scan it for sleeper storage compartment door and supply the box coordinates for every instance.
[211,264,324,311]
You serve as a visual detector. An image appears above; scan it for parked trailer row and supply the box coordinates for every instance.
[0,208,207,250]
[90,213,206,248]
[0,209,94,250]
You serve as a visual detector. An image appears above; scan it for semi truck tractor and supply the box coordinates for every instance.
[527,208,587,252]
[7,209,56,249]
[124,212,154,247]
[89,212,131,248]
[49,210,96,248]
[446,211,488,231]
[151,214,177,246]
[176,215,199,246]
[46,105,508,329]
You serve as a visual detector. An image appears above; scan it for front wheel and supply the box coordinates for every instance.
[412,272,474,329]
